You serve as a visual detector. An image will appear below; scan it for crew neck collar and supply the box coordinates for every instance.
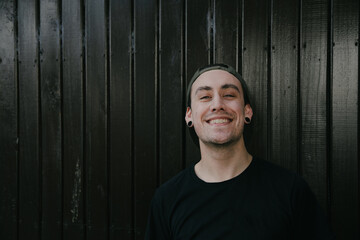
[190,157,257,186]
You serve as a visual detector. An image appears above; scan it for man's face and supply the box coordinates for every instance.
[185,70,252,146]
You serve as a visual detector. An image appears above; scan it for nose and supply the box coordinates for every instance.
[210,95,225,112]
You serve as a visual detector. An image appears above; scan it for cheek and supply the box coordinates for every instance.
[191,105,206,120]
[228,102,244,115]
[193,111,204,124]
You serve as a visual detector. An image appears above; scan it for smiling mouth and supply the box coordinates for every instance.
[207,118,232,124]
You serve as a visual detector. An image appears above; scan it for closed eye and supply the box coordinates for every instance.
[200,96,211,100]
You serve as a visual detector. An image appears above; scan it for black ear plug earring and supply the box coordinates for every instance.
[187,121,193,127]
[244,117,251,124]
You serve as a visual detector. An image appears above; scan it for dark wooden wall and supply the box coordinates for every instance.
[0,0,358,239]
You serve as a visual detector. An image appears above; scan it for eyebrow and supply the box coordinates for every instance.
[194,86,212,95]
[221,84,240,93]
[194,84,240,95]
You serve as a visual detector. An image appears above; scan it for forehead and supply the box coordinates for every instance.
[191,69,243,95]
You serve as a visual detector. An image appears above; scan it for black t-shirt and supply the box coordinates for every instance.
[145,158,334,240]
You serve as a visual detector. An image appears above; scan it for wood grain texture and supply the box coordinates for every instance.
[85,0,108,238]
[0,0,359,238]
[242,0,269,160]
[185,0,210,166]
[0,1,17,239]
[214,0,238,67]
[62,0,85,238]
[331,0,359,238]
[159,0,184,183]
[109,0,133,239]
[39,0,62,238]
[17,0,40,238]
[271,0,299,171]
[133,0,157,238]
[300,0,329,210]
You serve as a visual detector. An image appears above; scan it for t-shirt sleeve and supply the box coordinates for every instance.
[145,191,171,240]
[292,176,335,240]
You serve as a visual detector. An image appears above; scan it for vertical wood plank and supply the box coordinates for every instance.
[85,0,108,238]
[238,0,244,74]
[185,0,210,166]
[214,0,238,67]
[39,0,62,238]
[134,0,157,238]
[17,0,40,238]
[0,1,17,239]
[300,0,328,210]
[331,0,359,238]
[271,0,299,171]
[1,1,358,239]
[62,0,85,238]
[109,0,133,239]
[242,0,269,159]
[159,0,184,183]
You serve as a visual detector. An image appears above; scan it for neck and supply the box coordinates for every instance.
[195,137,252,183]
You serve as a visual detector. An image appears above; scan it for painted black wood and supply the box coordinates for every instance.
[0,1,17,239]
[17,0,41,238]
[62,0,85,238]
[0,0,359,239]
[109,0,133,239]
[185,0,210,167]
[85,0,108,238]
[159,0,184,183]
[39,0,62,238]
[237,0,244,75]
[331,0,359,238]
[214,0,239,67]
[243,0,269,160]
[133,0,157,238]
[300,0,329,211]
[271,0,299,172]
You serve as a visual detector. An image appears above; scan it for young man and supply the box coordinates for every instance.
[145,64,334,239]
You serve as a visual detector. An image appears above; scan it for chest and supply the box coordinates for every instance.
[168,183,293,240]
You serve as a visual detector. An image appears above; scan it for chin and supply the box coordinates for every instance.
[202,136,240,147]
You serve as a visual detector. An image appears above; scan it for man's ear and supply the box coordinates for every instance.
[185,107,192,123]
[244,104,253,119]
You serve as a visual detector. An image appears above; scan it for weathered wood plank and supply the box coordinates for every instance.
[85,0,108,238]
[0,1,17,239]
[109,0,133,239]
[134,0,157,238]
[271,0,299,171]
[331,0,359,238]
[214,0,238,67]
[242,0,269,160]
[159,0,184,183]
[300,0,328,210]
[62,0,85,238]
[18,0,41,238]
[39,0,62,238]
[185,0,210,166]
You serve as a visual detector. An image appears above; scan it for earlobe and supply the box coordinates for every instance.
[185,107,192,124]
[244,104,253,123]
[187,121,193,127]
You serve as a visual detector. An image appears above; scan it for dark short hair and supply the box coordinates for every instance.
[186,63,252,147]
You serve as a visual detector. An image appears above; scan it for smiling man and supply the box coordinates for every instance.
[145,64,334,239]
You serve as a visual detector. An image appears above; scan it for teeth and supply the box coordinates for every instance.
[209,119,230,124]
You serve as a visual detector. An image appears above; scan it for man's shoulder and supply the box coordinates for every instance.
[254,157,298,178]
[153,165,194,201]
[252,157,305,190]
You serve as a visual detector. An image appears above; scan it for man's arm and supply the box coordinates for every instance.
[292,177,335,239]
[145,192,171,240]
